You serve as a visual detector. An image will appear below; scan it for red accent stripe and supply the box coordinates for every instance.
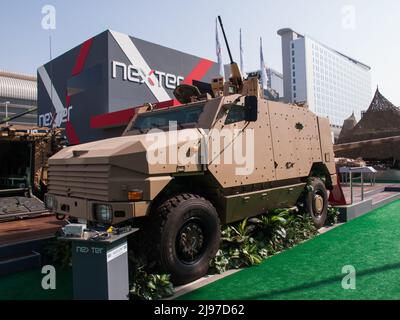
[90,100,180,129]
[65,38,94,144]
[71,38,94,76]
[66,122,80,145]
[90,108,135,129]
[183,58,214,85]
[328,174,347,206]
[157,99,181,108]
[65,95,71,107]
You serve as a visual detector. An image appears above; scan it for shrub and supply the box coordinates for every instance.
[128,250,174,300]
[210,208,318,274]
[326,206,340,226]
[43,238,72,268]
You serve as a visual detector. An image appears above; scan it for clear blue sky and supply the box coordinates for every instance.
[1,0,399,104]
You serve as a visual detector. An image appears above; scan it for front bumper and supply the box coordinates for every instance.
[46,194,150,224]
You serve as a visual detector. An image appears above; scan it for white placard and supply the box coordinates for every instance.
[107,243,128,262]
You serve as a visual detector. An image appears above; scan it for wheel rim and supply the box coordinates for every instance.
[313,193,324,216]
[176,217,206,264]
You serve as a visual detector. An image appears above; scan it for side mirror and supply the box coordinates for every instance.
[244,96,258,122]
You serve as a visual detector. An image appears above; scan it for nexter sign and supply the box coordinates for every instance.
[37,30,217,145]
[111,61,184,90]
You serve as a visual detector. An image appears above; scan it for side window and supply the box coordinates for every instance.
[224,105,246,125]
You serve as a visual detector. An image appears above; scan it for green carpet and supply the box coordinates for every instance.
[180,200,400,300]
[0,267,72,300]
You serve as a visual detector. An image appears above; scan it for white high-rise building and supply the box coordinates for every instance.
[278,28,372,128]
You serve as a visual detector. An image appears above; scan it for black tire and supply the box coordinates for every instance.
[152,193,221,285]
[304,177,328,228]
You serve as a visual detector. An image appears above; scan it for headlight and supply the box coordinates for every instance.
[93,204,113,224]
[45,194,56,211]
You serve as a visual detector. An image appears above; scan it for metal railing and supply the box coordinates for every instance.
[339,166,377,204]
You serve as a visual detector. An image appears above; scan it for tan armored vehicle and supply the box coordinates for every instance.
[0,122,64,221]
[45,19,336,284]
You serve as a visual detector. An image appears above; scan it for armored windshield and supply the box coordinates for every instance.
[128,104,205,133]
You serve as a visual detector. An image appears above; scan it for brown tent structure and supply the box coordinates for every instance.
[335,88,400,164]
[338,112,357,142]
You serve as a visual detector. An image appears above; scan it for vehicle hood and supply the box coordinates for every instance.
[49,129,206,175]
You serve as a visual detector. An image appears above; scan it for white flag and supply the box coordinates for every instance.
[260,37,269,90]
[240,29,245,76]
[216,18,225,78]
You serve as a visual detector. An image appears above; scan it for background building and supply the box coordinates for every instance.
[267,68,284,98]
[278,28,372,129]
[37,30,220,144]
[0,70,37,126]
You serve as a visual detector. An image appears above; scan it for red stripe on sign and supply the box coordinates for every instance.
[71,38,94,76]
[183,58,214,85]
[66,121,80,145]
[65,95,71,107]
[90,100,181,129]
[90,108,136,129]
[157,99,181,109]
[65,37,93,145]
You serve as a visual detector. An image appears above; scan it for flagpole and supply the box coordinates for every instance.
[260,37,269,90]
[216,18,225,79]
[240,28,245,75]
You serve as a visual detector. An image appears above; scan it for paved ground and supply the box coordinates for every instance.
[341,183,399,204]
[179,199,400,300]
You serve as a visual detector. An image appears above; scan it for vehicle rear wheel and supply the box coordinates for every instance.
[152,194,221,285]
[304,177,328,228]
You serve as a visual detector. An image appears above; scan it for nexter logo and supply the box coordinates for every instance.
[39,106,73,127]
[111,60,184,90]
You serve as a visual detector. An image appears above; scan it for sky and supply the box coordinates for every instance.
[1,0,399,104]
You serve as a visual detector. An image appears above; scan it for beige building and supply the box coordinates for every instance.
[0,70,37,126]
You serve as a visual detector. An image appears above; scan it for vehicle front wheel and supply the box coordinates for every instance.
[152,194,221,285]
[304,177,328,228]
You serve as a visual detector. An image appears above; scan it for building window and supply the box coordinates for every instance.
[293,71,296,77]
[294,93,297,99]
[293,85,296,91]
[292,64,295,70]
[291,43,294,49]
[292,57,295,63]
[293,78,296,84]
[292,50,295,56]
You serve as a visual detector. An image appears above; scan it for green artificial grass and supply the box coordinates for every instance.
[0,267,72,300]
[180,199,400,300]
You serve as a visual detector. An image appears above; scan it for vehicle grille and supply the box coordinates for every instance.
[48,164,110,201]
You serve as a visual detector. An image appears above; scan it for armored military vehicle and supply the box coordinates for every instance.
[45,18,336,284]
[0,122,64,221]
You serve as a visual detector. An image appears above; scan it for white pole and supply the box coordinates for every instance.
[350,171,353,205]
[5,101,10,126]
